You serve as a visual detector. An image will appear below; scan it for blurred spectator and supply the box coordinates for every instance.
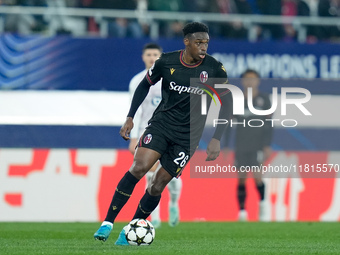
[148,0,185,37]
[280,0,340,42]
[302,0,320,16]
[182,0,212,12]
[318,0,340,41]
[4,0,47,34]
[148,0,184,12]
[257,0,285,40]
[44,0,87,36]
[81,0,92,6]
[298,0,312,15]
[209,0,252,39]
[235,0,253,13]
[247,0,262,14]
[79,0,99,34]
[282,0,300,41]
[92,0,144,38]
[1,0,17,5]
[2,0,340,42]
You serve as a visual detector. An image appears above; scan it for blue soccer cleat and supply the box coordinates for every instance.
[115,228,129,246]
[94,224,112,242]
[169,205,179,227]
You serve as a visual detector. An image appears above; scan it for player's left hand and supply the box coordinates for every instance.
[206,138,220,161]
[120,117,134,140]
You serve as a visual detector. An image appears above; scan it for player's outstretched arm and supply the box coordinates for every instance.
[121,77,151,140]
[206,91,232,161]
[127,77,151,118]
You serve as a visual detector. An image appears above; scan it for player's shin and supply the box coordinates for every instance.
[168,177,182,206]
[237,184,246,210]
[167,178,182,227]
[104,171,140,223]
[256,182,265,201]
[133,190,161,219]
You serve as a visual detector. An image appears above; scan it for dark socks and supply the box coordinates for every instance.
[133,190,161,220]
[256,182,265,201]
[104,171,139,223]
[237,184,246,210]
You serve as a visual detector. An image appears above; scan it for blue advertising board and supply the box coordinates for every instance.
[1,35,340,92]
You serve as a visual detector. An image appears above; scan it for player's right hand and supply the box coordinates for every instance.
[120,117,134,140]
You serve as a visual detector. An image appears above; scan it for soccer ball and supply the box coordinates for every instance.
[124,219,155,246]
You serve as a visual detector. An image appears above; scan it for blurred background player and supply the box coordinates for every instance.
[128,42,182,228]
[223,69,273,221]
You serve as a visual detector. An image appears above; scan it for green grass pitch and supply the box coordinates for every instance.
[0,222,339,255]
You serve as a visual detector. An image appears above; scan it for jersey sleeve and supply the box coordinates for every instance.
[129,75,139,100]
[130,109,142,138]
[145,54,164,85]
[129,76,142,139]
[212,91,233,141]
[214,62,230,97]
[216,62,228,82]
[212,62,231,140]
[127,77,151,118]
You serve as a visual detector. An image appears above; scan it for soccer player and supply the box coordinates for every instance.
[94,22,232,245]
[224,69,273,221]
[128,42,182,228]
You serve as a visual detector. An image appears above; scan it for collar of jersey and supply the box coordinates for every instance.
[180,50,203,68]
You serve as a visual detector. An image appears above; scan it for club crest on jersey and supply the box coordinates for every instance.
[200,71,208,83]
[143,134,152,144]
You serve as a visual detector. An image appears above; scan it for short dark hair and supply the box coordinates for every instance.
[142,43,162,53]
[182,22,209,37]
[241,69,260,78]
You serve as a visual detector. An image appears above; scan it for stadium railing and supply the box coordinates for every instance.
[0,6,340,42]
